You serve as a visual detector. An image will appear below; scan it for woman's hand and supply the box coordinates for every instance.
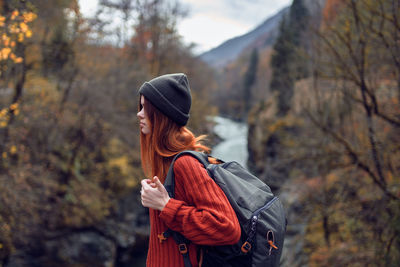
[140,176,170,211]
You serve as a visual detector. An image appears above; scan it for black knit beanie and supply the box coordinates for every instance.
[138,73,191,126]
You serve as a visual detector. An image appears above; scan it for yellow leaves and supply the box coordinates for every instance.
[266,116,298,134]
[10,146,17,155]
[344,18,351,33]
[103,137,141,189]
[11,10,19,20]
[25,75,61,105]
[10,103,19,111]
[2,33,9,42]
[109,156,130,176]
[8,24,19,34]
[9,53,23,63]
[19,22,28,33]
[25,30,32,38]
[0,10,36,68]
[3,38,9,47]
[17,33,24,42]
[0,107,8,128]
[326,172,340,186]
[14,57,23,63]
[267,119,287,133]
[125,178,137,188]
[0,102,20,128]
[1,146,18,159]
[0,108,7,117]
[0,47,11,60]
[22,12,37,23]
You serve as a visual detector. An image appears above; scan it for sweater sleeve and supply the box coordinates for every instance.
[159,155,241,246]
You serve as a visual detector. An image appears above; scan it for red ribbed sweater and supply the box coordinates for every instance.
[146,155,241,267]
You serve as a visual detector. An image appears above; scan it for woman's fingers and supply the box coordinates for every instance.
[140,177,170,211]
[153,176,164,191]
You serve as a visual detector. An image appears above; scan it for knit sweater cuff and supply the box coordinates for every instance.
[159,198,185,226]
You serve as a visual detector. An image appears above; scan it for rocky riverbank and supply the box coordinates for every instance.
[5,187,149,267]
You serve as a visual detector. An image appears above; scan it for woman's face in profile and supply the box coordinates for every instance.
[137,95,151,135]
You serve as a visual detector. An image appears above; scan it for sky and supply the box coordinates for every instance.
[79,0,292,54]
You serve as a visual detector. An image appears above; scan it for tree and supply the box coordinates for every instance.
[243,48,259,118]
[129,0,188,75]
[311,0,399,200]
[0,0,219,264]
[0,1,36,163]
[270,0,310,116]
[302,0,400,264]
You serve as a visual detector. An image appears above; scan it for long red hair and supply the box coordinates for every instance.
[139,96,211,181]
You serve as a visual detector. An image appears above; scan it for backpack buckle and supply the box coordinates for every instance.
[241,241,252,253]
[158,232,168,243]
[178,243,188,254]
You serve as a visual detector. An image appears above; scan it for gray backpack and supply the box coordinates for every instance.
[162,150,287,267]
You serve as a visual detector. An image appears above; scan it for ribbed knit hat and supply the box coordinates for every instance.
[138,73,191,126]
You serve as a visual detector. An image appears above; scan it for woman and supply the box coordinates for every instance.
[137,73,241,267]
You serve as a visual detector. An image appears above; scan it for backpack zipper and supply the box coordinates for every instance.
[253,196,278,217]
[242,196,278,253]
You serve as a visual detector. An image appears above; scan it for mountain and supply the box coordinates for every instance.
[199,7,289,68]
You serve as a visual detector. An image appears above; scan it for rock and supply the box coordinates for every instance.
[5,187,150,267]
[45,232,116,267]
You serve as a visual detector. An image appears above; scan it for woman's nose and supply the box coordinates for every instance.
[137,109,143,119]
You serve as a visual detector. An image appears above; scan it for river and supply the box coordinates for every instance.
[211,116,248,167]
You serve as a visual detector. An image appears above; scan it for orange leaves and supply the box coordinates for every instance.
[0,10,36,67]
[323,0,346,23]
[10,10,19,20]
[22,12,37,23]
[19,22,28,33]
[0,47,11,60]
[1,145,18,160]
[0,107,8,128]
[10,145,17,155]
[0,102,20,128]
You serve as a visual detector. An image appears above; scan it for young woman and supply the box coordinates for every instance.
[137,73,241,267]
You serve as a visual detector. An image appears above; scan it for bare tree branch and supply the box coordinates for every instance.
[305,109,399,200]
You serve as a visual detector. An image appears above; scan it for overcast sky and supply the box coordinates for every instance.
[79,0,292,54]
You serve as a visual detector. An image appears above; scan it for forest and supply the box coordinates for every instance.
[0,0,399,266]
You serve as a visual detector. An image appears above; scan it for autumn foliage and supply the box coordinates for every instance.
[0,0,215,265]
[0,0,399,266]
[246,0,399,266]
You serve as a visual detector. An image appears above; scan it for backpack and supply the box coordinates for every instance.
[163,150,287,267]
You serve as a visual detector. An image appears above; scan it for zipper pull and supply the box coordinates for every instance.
[267,230,278,255]
[268,240,278,250]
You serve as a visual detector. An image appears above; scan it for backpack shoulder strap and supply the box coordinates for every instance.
[162,150,210,267]
[164,150,210,198]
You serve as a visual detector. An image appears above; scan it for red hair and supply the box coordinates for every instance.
[139,97,211,181]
